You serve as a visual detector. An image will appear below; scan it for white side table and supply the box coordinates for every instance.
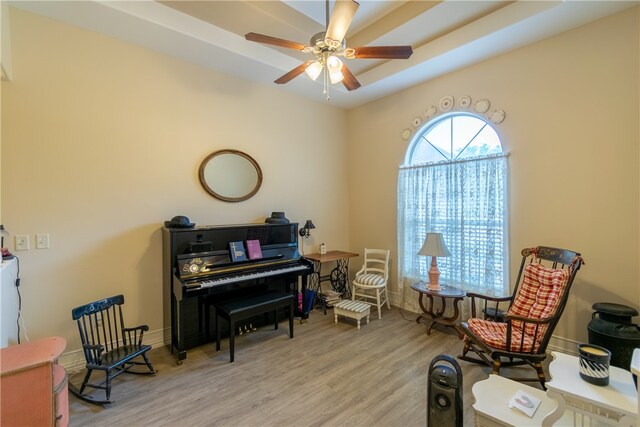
[472,374,568,426]
[543,351,638,426]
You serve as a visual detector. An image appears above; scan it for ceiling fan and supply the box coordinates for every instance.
[244,0,413,95]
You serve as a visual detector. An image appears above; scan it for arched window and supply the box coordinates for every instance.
[405,113,502,164]
[398,112,508,296]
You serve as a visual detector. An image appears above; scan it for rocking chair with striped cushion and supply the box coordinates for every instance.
[457,246,584,389]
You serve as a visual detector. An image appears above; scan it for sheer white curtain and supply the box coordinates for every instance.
[398,154,509,303]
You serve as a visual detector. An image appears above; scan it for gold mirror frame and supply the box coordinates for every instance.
[198,149,263,202]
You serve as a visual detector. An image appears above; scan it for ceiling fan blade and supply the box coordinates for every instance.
[274,61,315,84]
[245,32,307,51]
[325,0,359,43]
[354,46,413,59]
[341,64,361,91]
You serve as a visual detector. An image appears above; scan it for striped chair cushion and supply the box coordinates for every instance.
[468,262,568,353]
[508,263,568,337]
[468,318,537,352]
[354,273,386,287]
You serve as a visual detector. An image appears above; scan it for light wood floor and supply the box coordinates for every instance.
[68,307,543,426]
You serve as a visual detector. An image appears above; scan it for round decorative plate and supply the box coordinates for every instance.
[401,128,412,140]
[474,99,490,114]
[439,96,454,111]
[458,95,471,109]
[424,105,438,118]
[489,109,506,124]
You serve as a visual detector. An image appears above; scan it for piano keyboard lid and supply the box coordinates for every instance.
[176,250,291,280]
[176,251,229,278]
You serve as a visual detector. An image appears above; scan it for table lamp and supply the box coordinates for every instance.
[418,232,451,290]
[0,225,7,248]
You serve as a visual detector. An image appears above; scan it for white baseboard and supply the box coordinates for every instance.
[59,328,169,374]
[548,334,580,356]
[388,290,422,314]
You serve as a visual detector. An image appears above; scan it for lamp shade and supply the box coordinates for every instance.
[418,232,451,257]
[303,220,315,230]
[305,61,323,81]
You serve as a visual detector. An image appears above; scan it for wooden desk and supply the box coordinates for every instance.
[411,282,465,338]
[304,251,358,312]
[0,336,68,426]
[543,351,637,426]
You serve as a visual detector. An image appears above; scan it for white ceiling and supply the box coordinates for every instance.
[9,0,638,109]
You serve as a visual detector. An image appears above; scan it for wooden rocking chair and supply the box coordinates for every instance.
[457,246,584,389]
[69,295,157,404]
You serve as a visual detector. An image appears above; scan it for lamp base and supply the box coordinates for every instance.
[428,256,441,290]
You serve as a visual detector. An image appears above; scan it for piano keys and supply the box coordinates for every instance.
[162,222,313,362]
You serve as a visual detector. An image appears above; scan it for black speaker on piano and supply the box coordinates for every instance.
[427,354,463,427]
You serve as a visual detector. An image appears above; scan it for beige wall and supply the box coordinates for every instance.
[347,7,640,350]
[2,6,639,358]
[1,9,349,354]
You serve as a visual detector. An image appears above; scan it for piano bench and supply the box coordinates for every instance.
[214,291,295,363]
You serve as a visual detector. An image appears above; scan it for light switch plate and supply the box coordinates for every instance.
[36,234,50,249]
[15,235,29,251]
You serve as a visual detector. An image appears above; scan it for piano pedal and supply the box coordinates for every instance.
[243,325,250,334]
[249,323,256,331]
[238,327,243,336]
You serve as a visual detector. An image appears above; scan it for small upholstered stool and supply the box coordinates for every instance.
[334,300,370,330]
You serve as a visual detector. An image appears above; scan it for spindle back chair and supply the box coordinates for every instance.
[458,246,584,389]
[70,294,156,404]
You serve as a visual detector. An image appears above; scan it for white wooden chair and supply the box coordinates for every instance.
[351,248,390,319]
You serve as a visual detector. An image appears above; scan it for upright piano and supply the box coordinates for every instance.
[162,222,313,362]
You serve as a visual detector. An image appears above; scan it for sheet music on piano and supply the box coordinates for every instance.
[162,222,313,362]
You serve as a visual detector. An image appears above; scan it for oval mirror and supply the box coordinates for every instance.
[198,149,263,202]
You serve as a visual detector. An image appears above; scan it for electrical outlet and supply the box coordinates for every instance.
[36,234,50,249]
[15,235,29,251]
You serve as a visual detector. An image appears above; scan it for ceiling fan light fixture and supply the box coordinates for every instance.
[329,70,344,84]
[327,55,344,84]
[305,61,323,81]
[327,55,342,72]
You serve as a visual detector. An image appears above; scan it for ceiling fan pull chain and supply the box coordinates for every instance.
[323,65,328,99]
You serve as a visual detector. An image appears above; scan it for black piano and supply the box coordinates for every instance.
[162,222,313,362]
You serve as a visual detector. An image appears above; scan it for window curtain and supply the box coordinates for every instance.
[397,154,509,303]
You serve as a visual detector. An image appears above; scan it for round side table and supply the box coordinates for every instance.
[411,282,465,339]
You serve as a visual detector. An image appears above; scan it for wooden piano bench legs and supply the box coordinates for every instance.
[214,291,295,363]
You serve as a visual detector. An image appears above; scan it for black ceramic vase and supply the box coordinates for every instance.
[265,212,290,224]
